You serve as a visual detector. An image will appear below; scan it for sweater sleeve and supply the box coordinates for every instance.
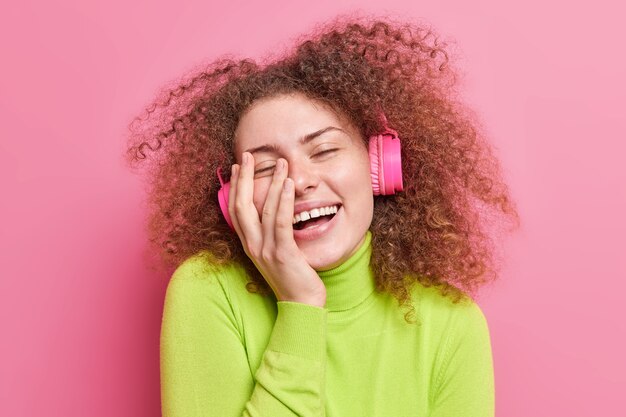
[429,301,495,417]
[160,261,328,417]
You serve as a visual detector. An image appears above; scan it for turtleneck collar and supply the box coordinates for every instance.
[317,231,376,312]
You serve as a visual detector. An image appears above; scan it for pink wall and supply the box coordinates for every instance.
[1,1,624,416]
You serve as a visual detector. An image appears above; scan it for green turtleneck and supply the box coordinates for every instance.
[160,231,494,416]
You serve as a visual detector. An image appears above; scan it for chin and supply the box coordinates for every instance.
[294,210,372,271]
[307,255,344,272]
[300,238,360,272]
[293,241,336,270]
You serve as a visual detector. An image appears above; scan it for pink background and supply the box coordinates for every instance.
[1,0,624,416]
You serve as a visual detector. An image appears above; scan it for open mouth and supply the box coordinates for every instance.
[293,204,341,231]
[293,211,337,230]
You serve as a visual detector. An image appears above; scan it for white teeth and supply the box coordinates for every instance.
[292,205,339,225]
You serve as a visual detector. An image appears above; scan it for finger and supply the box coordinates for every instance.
[274,174,296,249]
[234,152,262,245]
[260,158,288,244]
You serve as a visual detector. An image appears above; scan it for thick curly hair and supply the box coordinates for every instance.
[125,13,520,322]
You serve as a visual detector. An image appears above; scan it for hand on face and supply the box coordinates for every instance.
[228,151,327,308]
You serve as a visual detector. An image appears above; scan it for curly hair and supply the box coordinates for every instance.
[125,13,520,322]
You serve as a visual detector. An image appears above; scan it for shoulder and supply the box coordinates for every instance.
[169,252,249,287]
[412,285,495,414]
[163,252,251,312]
[161,254,278,342]
[410,282,490,338]
[410,283,493,396]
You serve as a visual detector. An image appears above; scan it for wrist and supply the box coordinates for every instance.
[277,294,326,308]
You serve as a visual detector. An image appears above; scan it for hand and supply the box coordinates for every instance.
[228,152,327,308]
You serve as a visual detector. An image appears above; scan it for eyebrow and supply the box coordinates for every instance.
[242,126,346,155]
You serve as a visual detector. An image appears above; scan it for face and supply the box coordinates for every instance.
[233,92,374,271]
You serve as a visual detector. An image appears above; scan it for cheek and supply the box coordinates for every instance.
[342,155,372,188]
[331,157,373,200]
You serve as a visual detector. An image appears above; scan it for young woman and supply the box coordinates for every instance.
[126,14,519,417]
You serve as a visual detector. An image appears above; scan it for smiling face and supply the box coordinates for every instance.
[233,92,374,271]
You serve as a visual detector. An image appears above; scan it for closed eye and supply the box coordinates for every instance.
[314,148,338,157]
[254,149,339,176]
[254,166,275,175]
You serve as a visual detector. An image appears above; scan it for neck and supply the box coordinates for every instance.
[317,231,376,312]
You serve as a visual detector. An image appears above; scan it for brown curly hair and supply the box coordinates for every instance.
[125,13,520,322]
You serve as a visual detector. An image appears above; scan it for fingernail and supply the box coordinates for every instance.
[242,153,248,165]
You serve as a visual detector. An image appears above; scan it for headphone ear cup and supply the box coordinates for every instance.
[216,167,235,230]
[368,131,404,196]
[369,134,385,195]
[217,182,234,230]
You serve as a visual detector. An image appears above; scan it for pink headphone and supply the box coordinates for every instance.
[216,117,404,230]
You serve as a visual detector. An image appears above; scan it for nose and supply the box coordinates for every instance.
[287,158,320,196]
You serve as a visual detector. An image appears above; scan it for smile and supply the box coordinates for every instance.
[293,205,342,240]
[293,204,340,228]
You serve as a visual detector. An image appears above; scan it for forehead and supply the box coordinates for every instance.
[233,94,354,154]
